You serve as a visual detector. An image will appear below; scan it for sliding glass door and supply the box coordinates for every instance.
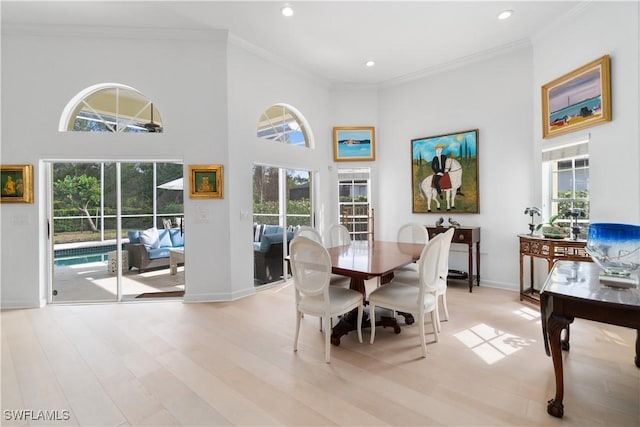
[252,164,312,286]
[49,161,184,303]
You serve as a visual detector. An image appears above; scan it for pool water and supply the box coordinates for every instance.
[54,253,110,267]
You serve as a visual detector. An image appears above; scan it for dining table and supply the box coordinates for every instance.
[325,240,425,345]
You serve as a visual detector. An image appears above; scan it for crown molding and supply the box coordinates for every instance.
[380,38,532,89]
[227,33,331,90]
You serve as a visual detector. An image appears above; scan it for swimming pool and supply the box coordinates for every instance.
[54,245,119,267]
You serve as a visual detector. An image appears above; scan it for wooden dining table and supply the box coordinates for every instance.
[325,240,425,345]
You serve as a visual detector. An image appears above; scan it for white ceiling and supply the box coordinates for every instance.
[2,0,583,86]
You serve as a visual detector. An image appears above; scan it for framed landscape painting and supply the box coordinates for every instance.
[542,55,611,138]
[333,126,375,161]
[411,129,479,214]
[1,164,33,203]
[189,164,223,199]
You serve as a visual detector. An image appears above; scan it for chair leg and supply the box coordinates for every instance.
[369,303,377,344]
[294,310,302,352]
[435,303,442,333]
[418,311,427,358]
[441,293,449,321]
[431,310,439,343]
[323,316,331,363]
[356,305,363,343]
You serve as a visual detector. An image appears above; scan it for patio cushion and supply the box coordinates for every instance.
[158,229,173,248]
[169,228,184,247]
[128,230,141,244]
[140,227,160,249]
[147,247,172,260]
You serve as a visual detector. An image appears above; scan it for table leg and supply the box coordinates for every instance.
[330,274,403,346]
[635,329,640,368]
[476,241,480,287]
[468,243,473,292]
[546,313,574,418]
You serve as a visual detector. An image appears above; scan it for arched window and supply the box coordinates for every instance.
[256,104,310,147]
[59,83,163,133]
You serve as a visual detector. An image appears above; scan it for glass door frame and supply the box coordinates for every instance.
[252,163,314,286]
[47,159,184,304]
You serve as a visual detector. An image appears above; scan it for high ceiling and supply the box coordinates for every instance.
[2,0,583,86]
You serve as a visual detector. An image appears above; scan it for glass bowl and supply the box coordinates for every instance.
[585,223,640,276]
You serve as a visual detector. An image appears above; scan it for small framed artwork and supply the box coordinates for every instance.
[189,164,223,199]
[1,164,33,203]
[542,55,611,138]
[333,126,375,161]
[411,129,479,214]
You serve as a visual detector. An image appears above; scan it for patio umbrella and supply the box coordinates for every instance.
[157,177,183,190]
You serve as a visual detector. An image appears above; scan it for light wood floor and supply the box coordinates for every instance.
[1,280,638,426]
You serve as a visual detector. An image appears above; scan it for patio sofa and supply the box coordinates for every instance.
[253,224,295,285]
[126,227,184,272]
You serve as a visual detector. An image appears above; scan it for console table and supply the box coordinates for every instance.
[426,226,480,292]
[518,234,591,303]
[540,261,640,418]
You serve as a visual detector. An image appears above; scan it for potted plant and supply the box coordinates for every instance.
[524,207,541,235]
[537,214,569,239]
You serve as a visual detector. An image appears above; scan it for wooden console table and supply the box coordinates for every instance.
[518,234,591,303]
[540,261,640,418]
[427,226,480,292]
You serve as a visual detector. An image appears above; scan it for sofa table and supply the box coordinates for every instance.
[426,226,480,292]
[169,248,184,275]
[518,234,591,303]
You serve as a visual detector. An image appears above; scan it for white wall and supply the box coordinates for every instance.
[532,1,640,223]
[375,47,535,289]
[1,26,231,307]
[226,41,335,298]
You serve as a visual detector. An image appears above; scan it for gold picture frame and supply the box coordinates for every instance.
[542,55,611,138]
[333,126,375,161]
[1,164,33,203]
[189,164,223,199]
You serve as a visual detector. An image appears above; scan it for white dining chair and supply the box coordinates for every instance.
[433,227,454,330]
[294,225,323,244]
[328,224,351,247]
[393,222,430,282]
[368,236,441,358]
[290,236,363,363]
[295,225,350,330]
[394,228,454,332]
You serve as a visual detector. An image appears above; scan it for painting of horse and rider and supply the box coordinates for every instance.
[411,129,479,214]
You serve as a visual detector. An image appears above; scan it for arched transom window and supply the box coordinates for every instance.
[59,83,163,133]
[257,104,309,147]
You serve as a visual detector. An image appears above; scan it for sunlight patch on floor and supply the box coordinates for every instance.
[454,323,534,365]
[513,306,540,320]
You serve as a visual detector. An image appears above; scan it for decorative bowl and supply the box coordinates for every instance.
[585,223,640,276]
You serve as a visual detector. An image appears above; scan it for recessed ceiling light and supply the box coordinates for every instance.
[281,5,294,17]
[497,10,514,20]
[365,60,375,67]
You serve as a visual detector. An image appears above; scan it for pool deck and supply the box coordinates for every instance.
[53,259,184,302]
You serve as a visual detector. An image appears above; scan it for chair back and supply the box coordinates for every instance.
[436,228,455,280]
[397,223,429,244]
[416,237,442,298]
[294,225,323,244]
[290,237,332,298]
[328,224,351,247]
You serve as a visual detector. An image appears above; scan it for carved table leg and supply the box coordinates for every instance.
[546,314,574,418]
